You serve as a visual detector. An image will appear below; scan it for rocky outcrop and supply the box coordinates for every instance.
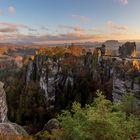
[43,118,60,133]
[40,58,59,110]
[119,42,136,57]
[26,55,75,111]
[25,43,140,110]
[113,77,140,103]
[0,123,27,135]
[0,81,28,136]
[112,60,140,103]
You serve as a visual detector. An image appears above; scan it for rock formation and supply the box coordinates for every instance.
[24,43,140,111]
[112,59,140,103]
[119,42,136,57]
[0,82,8,123]
[43,118,60,133]
[0,81,28,136]
[26,59,35,84]
[40,58,58,110]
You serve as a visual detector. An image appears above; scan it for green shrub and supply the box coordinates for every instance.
[118,94,140,116]
[56,91,140,140]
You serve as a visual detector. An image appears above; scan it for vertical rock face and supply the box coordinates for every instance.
[40,66,48,101]
[25,47,140,110]
[113,76,140,103]
[40,68,54,109]
[113,42,140,102]
[26,56,58,110]
[0,82,8,123]
[26,49,114,110]
[26,54,77,110]
[85,52,93,71]
[0,81,28,135]
[112,60,140,103]
[39,58,59,110]
[26,59,34,84]
[113,76,127,103]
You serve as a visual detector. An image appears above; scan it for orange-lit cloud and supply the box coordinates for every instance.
[0,30,140,44]
[0,28,17,33]
[107,21,128,31]
[0,21,139,44]
[0,22,36,32]
[0,31,103,43]
[59,25,86,33]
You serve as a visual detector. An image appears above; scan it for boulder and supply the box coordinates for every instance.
[0,122,28,136]
[43,118,60,132]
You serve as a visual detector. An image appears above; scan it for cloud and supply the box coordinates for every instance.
[1,29,139,44]
[59,25,85,33]
[0,22,17,33]
[0,23,106,43]
[0,22,36,33]
[0,22,17,28]
[72,15,90,23]
[0,28,17,33]
[38,33,101,42]
[0,21,136,44]
[120,0,128,5]
[8,6,16,14]
[0,31,104,44]
[40,25,48,30]
[107,21,128,31]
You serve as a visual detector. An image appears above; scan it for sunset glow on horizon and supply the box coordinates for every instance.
[0,0,140,44]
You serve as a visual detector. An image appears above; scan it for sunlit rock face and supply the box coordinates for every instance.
[0,82,28,136]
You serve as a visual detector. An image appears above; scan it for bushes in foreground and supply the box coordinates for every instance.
[53,91,140,140]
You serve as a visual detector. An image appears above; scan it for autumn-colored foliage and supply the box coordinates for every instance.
[0,135,33,140]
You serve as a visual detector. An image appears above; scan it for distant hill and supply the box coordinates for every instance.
[105,40,119,44]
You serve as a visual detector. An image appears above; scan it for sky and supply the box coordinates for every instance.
[0,0,140,44]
